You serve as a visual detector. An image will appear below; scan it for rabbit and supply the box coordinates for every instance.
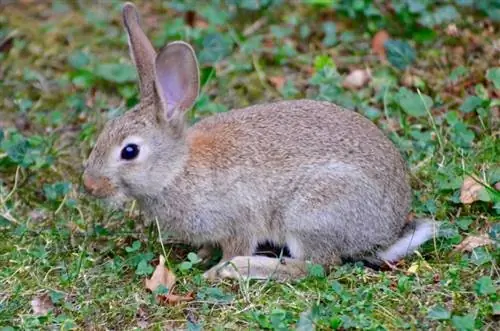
[82,2,438,281]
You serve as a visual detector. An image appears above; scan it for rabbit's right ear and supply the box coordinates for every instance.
[154,41,200,122]
[122,2,156,97]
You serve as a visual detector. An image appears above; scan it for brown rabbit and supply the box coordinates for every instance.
[83,2,437,281]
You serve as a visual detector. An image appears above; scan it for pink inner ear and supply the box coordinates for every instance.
[157,68,186,118]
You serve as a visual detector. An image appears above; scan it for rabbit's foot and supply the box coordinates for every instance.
[203,256,308,281]
[203,257,253,281]
[197,244,215,264]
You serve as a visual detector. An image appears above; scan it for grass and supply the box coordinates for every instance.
[0,0,499,329]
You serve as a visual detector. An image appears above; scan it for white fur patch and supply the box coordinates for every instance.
[377,219,438,262]
[286,234,303,259]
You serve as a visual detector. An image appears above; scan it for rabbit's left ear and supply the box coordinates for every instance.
[122,2,156,97]
[154,41,200,121]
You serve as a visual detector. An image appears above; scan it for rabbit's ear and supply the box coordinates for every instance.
[154,41,200,121]
[122,2,156,96]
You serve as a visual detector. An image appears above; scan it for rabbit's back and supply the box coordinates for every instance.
[187,99,406,176]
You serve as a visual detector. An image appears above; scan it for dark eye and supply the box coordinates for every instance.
[121,143,139,160]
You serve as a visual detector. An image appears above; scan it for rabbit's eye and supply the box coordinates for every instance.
[121,143,139,160]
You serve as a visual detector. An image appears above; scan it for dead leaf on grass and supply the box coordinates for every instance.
[0,31,17,54]
[446,24,459,37]
[269,75,286,90]
[144,255,195,305]
[372,30,390,60]
[157,292,195,305]
[460,176,488,204]
[454,234,494,253]
[145,255,176,293]
[31,293,54,315]
[343,68,371,89]
[407,260,432,274]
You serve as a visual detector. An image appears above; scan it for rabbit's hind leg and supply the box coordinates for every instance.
[203,235,257,280]
[204,255,309,281]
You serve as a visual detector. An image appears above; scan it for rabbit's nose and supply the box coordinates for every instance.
[82,174,98,195]
[82,174,116,198]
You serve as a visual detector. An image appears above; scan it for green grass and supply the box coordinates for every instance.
[0,0,499,329]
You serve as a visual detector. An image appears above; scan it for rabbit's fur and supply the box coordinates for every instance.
[83,3,437,281]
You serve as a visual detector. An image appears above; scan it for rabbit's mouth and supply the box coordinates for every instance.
[103,192,130,210]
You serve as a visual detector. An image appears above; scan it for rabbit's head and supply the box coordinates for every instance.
[82,2,199,204]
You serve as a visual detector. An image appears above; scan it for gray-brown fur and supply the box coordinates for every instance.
[83,3,436,281]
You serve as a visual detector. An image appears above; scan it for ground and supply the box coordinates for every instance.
[0,0,499,330]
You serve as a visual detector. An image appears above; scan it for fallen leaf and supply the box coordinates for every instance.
[460,176,487,204]
[158,291,195,305]
[401,71,419,88]
[31,293,54,315]
[144,255,195,306]
[372,30,390,60]
[407,260,432,274]
[269,76,286,90]
[184,10,209,29]
[446,23,459,37]
[454,234,494,253]
[343,68,371,89]
[0,31,16,54]
[407,262,420,274]
[145,255,176,293]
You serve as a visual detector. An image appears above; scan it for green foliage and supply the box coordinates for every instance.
[95,63,137,84]
[43,181,71,201]
[459,96,485,113]
[196,287,234,304]
[197,33,233,65]
[394,87,432,117]
[451,314,477,331]
[384,40,416,70]
[474,276,496,296]
[0,130,53,170]
[486,67,500,89]
[418,5,460,27]
[179,252,202,271]
[427,305,451,321]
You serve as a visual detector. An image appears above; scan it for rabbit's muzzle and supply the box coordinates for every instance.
[82,174,116,198]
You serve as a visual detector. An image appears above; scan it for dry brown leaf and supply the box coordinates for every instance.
[446,24,459,37]
[144,255,195,306]
[158,291,195,305]
[31,293,54,315]
[454,234,494,253]
[401,71,420,88]
[145,255,176,293]
[372,30,390,60]
[269,76,286,90]
[343,68,371,89]
[460,176,486,204]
